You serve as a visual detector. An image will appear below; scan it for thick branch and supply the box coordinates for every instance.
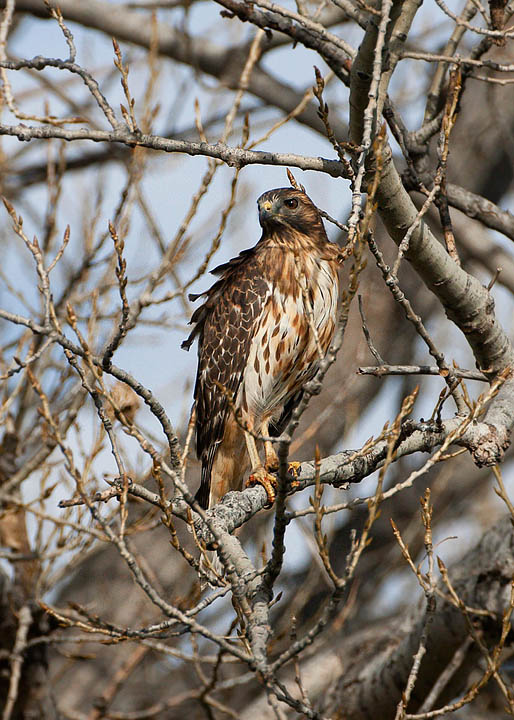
[215,0,353,82]
[183,417,499,544]
[375,152,514,464]
[349,0,514,465]
[349,0,422,143]
[404,175,514,242]
[336,515,514,718]
[445,182,514,241]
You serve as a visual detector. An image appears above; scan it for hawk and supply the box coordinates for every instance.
[182,187,342,509]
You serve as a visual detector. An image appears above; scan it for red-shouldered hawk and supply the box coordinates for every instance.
[182,187,342,509]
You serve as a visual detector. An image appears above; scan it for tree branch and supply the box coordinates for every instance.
[10,0,349,138]
[349,0,514,465]
[182,415,502,544]
[0,121,348,177]
[335,515,514,719]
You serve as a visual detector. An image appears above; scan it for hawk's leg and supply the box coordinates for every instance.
[263,420,279,473]
[244,430,277,506]
[263,419,300,490]
[264,441,279,472]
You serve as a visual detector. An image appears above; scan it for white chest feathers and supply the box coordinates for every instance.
[240,257,338,426]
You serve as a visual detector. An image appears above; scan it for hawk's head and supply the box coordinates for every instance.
[257,188,324,236]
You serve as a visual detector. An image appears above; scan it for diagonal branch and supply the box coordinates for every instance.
[336,515,514,719]
[348,0,514,466]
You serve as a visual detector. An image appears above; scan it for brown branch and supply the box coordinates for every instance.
[11,0,350,138]
[358,365,487,381]
[335,516,514,719]
[0,121,348,178]
[349,0,514,466]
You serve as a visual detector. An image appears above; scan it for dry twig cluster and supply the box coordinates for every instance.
[1,0,514,718]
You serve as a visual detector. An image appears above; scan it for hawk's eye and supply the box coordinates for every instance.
[284,198,298,209]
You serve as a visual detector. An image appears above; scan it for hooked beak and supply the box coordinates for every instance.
[258,199,275,225]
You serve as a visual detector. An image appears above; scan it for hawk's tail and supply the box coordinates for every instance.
[195,445,217,509]
[196,461,223,587]
[195,469,210,509]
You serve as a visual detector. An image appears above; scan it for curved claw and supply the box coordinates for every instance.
[287,461,302,489]
[246,466,278,507]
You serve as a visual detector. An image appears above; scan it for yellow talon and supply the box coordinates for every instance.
[246,466,278,508]
[287,461,301,478]
[287,461,302,490]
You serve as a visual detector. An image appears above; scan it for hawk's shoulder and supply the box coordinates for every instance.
[181,247,263,352]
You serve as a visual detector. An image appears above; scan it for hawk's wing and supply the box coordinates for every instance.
[182,250,270,508]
